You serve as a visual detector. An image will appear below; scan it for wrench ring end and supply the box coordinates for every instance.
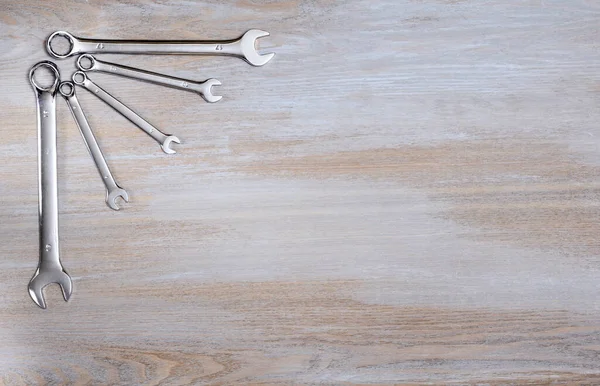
[58,81,75,98]
[72,70,87,85]
[46,31,77,59]
[77,54,96,71]
[29,61,60,93]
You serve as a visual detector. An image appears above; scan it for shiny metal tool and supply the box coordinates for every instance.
[46,29,275,66]
[72,71,180,154]
[28,61,73,309]
[59,81,129,210]
[76,54,222,103]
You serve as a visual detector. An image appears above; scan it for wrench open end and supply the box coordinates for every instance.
[202,79,222,103]
[106,187,129,211]
[28,267,73,309]
[239,29,275,67]
[161,135,181,154]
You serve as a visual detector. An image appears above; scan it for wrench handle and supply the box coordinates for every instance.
[35,89,61,269]
[47,31,239,58]
[74,38,239,56]
[77,76,168,144]
[81,56,208,95]
[63,92,119,191]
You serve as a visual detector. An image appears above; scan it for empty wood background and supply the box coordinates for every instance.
[1,0,599,384]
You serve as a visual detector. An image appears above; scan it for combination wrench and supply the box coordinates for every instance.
[28,61,73,309]
[76,54,222,103]
[72,71,180,154]
[59,81,129,210]
[46,29,275,67]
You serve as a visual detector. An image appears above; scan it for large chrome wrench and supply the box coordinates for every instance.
[28,61,73,309]
[76,54,222,103]
[59,81,129,210]
[46,29,275,67]
[72,71,180,154]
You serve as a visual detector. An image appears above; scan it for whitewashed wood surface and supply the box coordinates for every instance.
[1,0,599,384]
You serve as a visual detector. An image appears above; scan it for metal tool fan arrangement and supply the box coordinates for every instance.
[28,30,274,309]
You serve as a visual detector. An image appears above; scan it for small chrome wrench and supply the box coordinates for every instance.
[59,81,129,210]
[76,54,222,103]
[28,61,73,309]
[46,29,275,67]
[72,71,180,154]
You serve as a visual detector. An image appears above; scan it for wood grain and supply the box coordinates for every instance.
[1,0,599,384]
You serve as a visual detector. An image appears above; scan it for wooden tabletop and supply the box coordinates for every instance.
[1,0,599,384]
